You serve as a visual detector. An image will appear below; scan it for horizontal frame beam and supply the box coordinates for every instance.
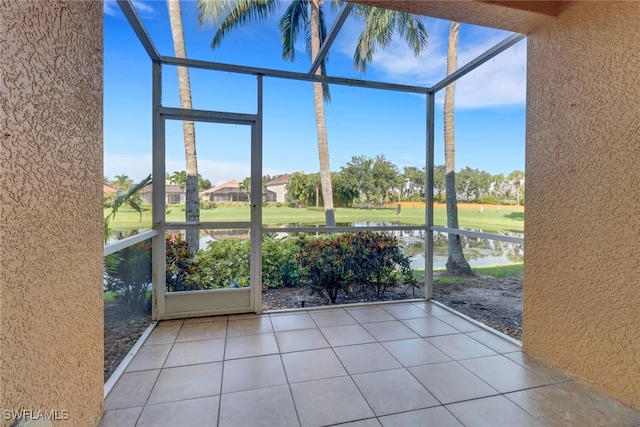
[160,55,430,94]
[159,107,257,125]
[104,229,159,256]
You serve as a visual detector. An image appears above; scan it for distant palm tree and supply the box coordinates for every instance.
[444,21,473,276]
[112,174,133,191]
[198,0,428,226]
[507,170,525,205]
[168,0,200,252]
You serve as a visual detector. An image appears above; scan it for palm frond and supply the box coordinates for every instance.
[104,174,152,242]
[280,0,308,61]
[198,0,281,49]
[352,5,427,73]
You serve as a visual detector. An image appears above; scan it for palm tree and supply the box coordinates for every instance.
[198,0,427,226]
[168,0,200,252]
[239,177,251,203]
[507,170,525,205]
[444,21,473,276]
[112,174,133,191]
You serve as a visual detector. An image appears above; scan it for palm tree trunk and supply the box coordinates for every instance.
[444,21,473,276]
[168,0,200,253]
[310,0,335,226]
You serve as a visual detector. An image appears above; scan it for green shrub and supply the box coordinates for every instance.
[295,231,415,303]
[262,235,301,288]
[296,234,353,303]
[477,195,500,205]
[191,238,250,289]
[104,240,152,313]
[165,234,200,292]
[349,231,416,299]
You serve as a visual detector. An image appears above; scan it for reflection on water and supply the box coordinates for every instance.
[399,231,523,269]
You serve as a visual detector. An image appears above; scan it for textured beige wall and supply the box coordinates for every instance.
[524,2,640,409]
[0,1,104,426]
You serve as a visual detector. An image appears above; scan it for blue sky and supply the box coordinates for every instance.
[104,0,527,185]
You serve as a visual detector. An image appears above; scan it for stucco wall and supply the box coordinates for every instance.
[524,2,640,409]
[0,1,104,426]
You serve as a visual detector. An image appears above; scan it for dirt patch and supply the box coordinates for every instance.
[262,274,523,341]
[104,303,151,383]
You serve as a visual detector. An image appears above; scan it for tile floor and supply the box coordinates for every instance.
[100,301,640,427]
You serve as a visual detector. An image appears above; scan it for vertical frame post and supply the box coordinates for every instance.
[151,61,166,320]
[425,92,435,299]
[250,75,264,313]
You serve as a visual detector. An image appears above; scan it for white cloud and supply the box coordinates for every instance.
[104,0,154,18]
[335,18,526,109]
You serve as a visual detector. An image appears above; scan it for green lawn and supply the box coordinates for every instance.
[106,203,524,234]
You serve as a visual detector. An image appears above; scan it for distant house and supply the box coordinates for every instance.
[141,181,185,204]
[201,180,248,202]
[265,173,299,203]
[103,184,117,203]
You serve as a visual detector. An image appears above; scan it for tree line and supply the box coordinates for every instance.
[283,155,524,208]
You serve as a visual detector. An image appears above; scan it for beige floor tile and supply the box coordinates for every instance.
[503,351,572,384]
[176,321,227,342]
[381,338,451,367]
[339,419,382,427]
[410,361,498,404]
[125,344,171,372]
[352,368,439,416]
[466,330,521,353]
[143,324,181,345]
[183,315,227,324]
[163,338,225,368]
[219,385,299,427]
[438,315,483,333]
[379,406,463,427]
[505,381,640,427]
[104,370,159,410]
[334,343,401,375]
[275,328,329,353]
[427,334,497,360]
[381,303,432,320]
[224,333,279,359]
[309,309,357,327]
[460,355,554,393]
[147,362,222,405]
[97,406,142,427]
[347,306,395,323]
[222,354,287,393]
[320,324,375,347]
[282,348,347,383]
[362,320,420,342]
[446,395,545,427]
[226,317,273,337]
[270,312,317,332]
[157,319,185,326]
[291,376,374,427]
[401,317,460,337]
[136,396,219,427]
[411,302,452,317]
